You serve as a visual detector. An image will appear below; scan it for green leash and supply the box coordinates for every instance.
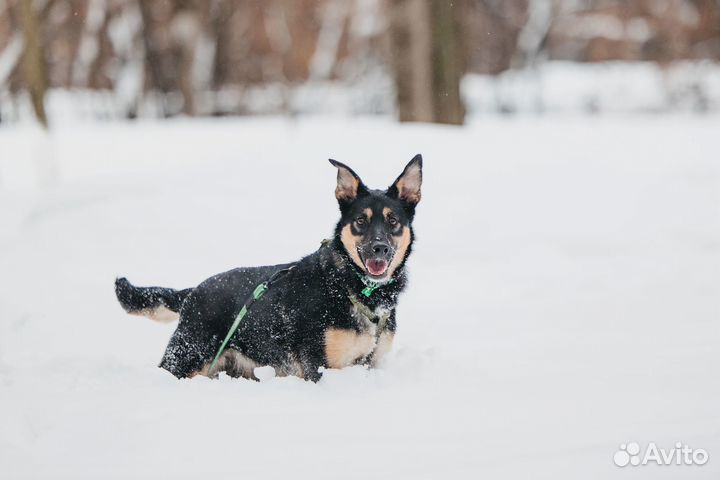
[208,266,294,373]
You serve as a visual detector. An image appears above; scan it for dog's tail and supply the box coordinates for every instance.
[114,277,193,323]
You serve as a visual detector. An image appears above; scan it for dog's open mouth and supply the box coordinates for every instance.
[364,258,389,277]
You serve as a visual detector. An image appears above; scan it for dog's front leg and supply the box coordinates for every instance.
[304,368,323,383]
[297,348,325,383]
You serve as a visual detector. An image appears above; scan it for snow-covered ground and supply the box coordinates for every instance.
[0,115,718,479]
[464,61,720,114]
[4,61,720,123]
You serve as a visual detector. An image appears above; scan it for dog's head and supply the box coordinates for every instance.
[330,155,422,282]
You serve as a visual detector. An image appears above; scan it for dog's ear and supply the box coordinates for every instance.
[387,154,423,207]
[329,159,368,206]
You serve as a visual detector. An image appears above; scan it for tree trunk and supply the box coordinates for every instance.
[429,0,465,125]
[138,0,174,117]
[20,0,48,128]
[388,0,465,125]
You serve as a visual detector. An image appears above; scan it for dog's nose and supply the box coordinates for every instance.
[372,241,391,256]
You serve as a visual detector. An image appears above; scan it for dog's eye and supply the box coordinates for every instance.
[355,217,366,226]
[387,216,398,226]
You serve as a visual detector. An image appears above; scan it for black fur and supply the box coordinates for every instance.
[115,277,192,314]
[115,155,422,382]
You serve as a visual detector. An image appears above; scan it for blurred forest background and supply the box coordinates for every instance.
[2,0,720,126]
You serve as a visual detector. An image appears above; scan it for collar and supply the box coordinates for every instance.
[355,271,395,297]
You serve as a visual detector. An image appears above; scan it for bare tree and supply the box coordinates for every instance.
[19,0,47,128]
[429,0,466,124]
[308,0,348,81]
[388,0,466,124]
[512,0,560,69]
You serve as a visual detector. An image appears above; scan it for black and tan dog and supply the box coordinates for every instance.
[115,155,422,382]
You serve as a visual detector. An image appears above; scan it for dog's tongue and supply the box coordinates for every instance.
[365,259,388,276]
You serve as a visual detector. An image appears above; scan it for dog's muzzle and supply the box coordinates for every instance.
[359,241,394,278]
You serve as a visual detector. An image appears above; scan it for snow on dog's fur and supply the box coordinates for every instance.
[115,155,422,381]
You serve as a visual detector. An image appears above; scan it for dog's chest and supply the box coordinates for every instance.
[352,301,391,332]
[323,302,394,369]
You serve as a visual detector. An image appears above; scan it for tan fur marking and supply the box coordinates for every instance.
[132,305,178,323]
[383,207,402,233]
[191,350,259,379]
[340,224,366,271]
[325,328,376,368]
[395,162,422,204]
[363,208,373,219]
[189,363,211,378]
[387,226,411,277]
[372,331,394,367]
[277,360,304,378]
[396,179,421,204]
[223,350,260,379]
[335,169,360,201]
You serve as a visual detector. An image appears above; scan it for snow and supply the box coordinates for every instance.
[0,115,718,479]
[465,61,720,114]
[0,32,24,87]
[4,61,720,123]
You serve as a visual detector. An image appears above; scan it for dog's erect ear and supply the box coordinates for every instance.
[329,159,368,204]
[387,154,423,206]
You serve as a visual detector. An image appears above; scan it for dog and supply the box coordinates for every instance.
[115,155,422,382]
